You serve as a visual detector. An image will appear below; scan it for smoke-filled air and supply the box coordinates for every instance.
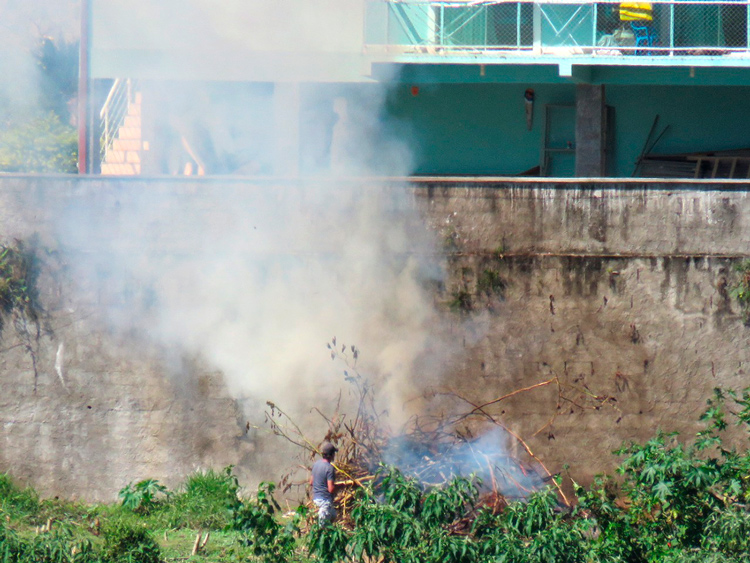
[7,0,521,491]
[56,98,454,442]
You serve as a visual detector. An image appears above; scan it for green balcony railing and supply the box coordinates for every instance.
[365,0,750,57]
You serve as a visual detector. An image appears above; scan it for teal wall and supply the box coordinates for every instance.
[383,82,750,177]
[386,83,576,176]
[135,79,750,178]
[607,85,750,176]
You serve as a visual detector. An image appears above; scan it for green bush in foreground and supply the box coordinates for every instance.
[166,466,240,529]
[0,521,98,563]
[118,478,168,515]
[117,467,240,530]
[0,474,39,519]
[100,521,160,563]
[232,481,308,563]
[4,388,750,562]
[300,386,750,563]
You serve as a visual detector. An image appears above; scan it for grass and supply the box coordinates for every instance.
[0,473,39,518]
[159,529,245,562]
[0,468,253,563]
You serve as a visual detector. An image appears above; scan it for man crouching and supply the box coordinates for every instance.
[310,442,337,526]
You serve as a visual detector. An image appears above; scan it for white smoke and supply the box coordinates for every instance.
[56,87,451,441]
[0,0,79,115]
[26,1,470,490]
[384,427,547,498]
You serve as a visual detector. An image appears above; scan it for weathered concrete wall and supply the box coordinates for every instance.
[1,176,750,500]
[414,179,750,476]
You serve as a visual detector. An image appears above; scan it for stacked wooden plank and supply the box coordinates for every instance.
[639,148,750,179]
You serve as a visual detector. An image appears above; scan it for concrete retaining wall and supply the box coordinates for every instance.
[1,176,749,500]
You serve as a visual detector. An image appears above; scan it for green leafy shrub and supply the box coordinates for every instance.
[0,473,39,519]
[231,481,307,563]
[0,112,77,174]
[117,479,167,515]
[578,387,750,563]
[100,520,160,563]
[0,520,98,563]
[161,466,240,529]
[310,467,482,563]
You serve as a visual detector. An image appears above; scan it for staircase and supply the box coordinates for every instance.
[100,79,144,175]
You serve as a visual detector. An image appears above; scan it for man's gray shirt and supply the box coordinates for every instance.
[311,459,335,501]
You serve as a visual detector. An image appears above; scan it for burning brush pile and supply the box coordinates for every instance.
[263,340,580,529]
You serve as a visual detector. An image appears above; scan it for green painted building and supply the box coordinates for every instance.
[89,0,750,178]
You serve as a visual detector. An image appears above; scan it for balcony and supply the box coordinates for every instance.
[365,0,750,66]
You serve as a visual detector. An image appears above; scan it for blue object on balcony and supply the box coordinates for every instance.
[630,21,657,55]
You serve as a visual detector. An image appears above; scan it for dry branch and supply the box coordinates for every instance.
[261,340,621,529]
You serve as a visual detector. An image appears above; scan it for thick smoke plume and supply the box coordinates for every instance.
[0,0,79,117]
[384,427,547,499]
[9,0,505,485]
[56,92,453,442]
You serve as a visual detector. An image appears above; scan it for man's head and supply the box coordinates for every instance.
[321,442,338,460]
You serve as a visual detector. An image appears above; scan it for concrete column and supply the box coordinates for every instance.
[273,82,301,177]
[575,84,606,177]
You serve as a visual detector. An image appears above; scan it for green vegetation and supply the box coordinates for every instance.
[0,473,39,517]
[307,386,750,563]
[4,389,750,562]
[0,37,79,174]
[447,265,507,313]
[0,238,52,391]
[448,288,473,313]
[0,243,36,322]
[232,482,308,563]
[731,259,750,324]
[476,268,507,299]
[0,468,246,562]
[0,112,78,173]
[118,479,168,514]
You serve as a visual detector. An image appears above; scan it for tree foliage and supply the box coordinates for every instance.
[0,112,77,173]
[0,37,79,173]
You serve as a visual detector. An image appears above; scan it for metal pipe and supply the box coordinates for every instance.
[77,0,90,174]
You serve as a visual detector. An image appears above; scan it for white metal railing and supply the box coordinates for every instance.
[99,78,139,162]
[365,1,750,56]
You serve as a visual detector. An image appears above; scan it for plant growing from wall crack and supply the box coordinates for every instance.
[730,259,750,325]
[0,239,49,392]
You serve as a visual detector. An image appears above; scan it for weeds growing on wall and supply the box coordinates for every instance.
[731,259,750,325]
[476,268,507,300]
[0,238,51,392]
[447,265,507,313]
[0,242,38,332]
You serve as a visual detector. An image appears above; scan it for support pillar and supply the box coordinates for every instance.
[77,0,91,174]
[273,83,301,177]
[575,84,606,177]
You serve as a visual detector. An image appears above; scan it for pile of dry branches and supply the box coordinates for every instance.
[262,339,620,526]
